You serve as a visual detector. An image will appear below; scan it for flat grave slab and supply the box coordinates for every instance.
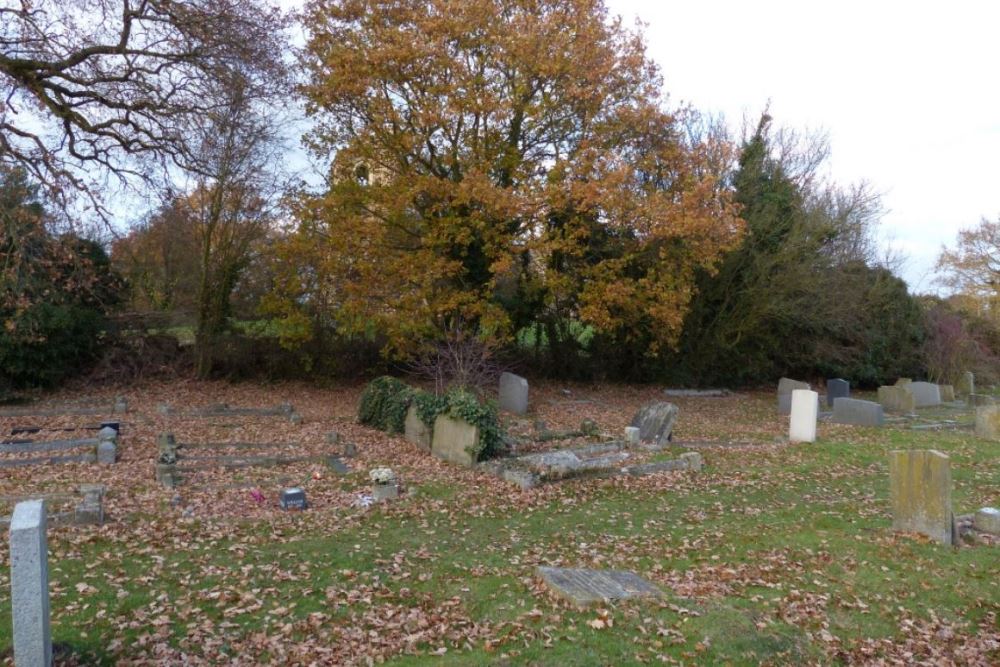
[537,566,663,608]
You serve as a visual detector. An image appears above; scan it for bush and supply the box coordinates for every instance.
[357,376,505,461]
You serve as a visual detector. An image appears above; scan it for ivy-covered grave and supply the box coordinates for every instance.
[358,376,505,466]
[359,378,706,489]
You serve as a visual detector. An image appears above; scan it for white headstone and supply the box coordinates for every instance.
[10,500,51,667]
[788,389,818,443]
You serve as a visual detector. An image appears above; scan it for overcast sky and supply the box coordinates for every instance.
[607,0,999,292]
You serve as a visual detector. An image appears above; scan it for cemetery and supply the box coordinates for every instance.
[0,376,994,664]
[2,0,1000,663]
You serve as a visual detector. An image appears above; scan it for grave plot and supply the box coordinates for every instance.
[0,426,119,468]
[0,484,106,527]
[155,433,346,488]
[0,396,127,418]
[157,402,302,423]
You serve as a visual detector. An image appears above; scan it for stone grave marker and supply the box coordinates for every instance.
[10,500,51,667]
[975,405,1000,441]
[624,426,640,446]
[973,508,1000,535]
[878,385,915,414]
[908,382,941,408]
[889,449,953,545]
[826,378,850,407]
[498,372,529,415]
[403,405,432,450]
[831,398,884,426]
[957,371,974,396]
[629,402,678,447]
[939,385,955,402]
[431,414,478,467]
[279,488,307,510]
[536,566,662,608]
[96,426,118,464]
[895,378,912,387]
[788,389,818,443]
[777,378,810,415]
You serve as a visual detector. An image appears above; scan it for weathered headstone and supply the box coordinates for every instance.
[624,426,640,446]
[498,372,529,415]
[788,389,818,443]
[629,402,678,447]
[113,396,128,414]
[826,378,850,407]
[10,500,51,667]
[373,483,399,502]
[974,507,1000,535]
[831,398,884,426]
[889,449,953,545]
[908,382,941,408]
[957,371,974,397]
[777,378,810,415]
[939,384,955,402]
[679,451,704,471]
[975,405,1000,441]
[431,414,479,466]
[878,385,915,414]
[74,484,105,525]
[403,405,432,450]
[536,566,662,608]
[279,488,307,510]
[895,378,912,387]
[96,426,117,464]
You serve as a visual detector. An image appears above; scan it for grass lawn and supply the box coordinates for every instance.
[0,381,996,665]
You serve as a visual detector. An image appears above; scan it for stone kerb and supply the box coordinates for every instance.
[431,415,479,467]
[777,378,810,415]
[10,499,51,667]
[788,389,818,443]
[831,398,884,427]
[498,372,529,415]
[889,449,953,545]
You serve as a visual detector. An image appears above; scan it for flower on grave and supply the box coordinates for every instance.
[369,467,396,485]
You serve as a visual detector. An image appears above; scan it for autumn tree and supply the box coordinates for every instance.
[275,0,741,363]
[0,0,287,212]
[936,217,1000,325]
[0,168,122,390]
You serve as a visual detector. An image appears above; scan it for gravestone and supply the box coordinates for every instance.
[895,378,912,387]
[536,566,662,608]
[403,405,432,450]
[325,431,340,445]
[975,405,1000,441]
[431,415,479,467]
[831,398,884,426]
[908,382,941,408]
[96,426,117,464]
[957,371,974,396]
[788,389,818,443]
[777,378,810,415]
[373,483,399,502]
[973,508,1000,535]
[279,488,307,510]
[10,500,51,667]
[629,402,678,447]
[826,378,850,407]
[878,385,915,414]
[939,385,955,402]
[624,426,640,446]
[679,451,704,471]
[889,449,953,545]
[498,372,529,415]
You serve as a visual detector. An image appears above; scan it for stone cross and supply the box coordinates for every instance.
[889,449,953,545]
[788,389,818,443]
[10,500,51,667]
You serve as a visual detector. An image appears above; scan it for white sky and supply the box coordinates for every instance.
[608,0,1000,292]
